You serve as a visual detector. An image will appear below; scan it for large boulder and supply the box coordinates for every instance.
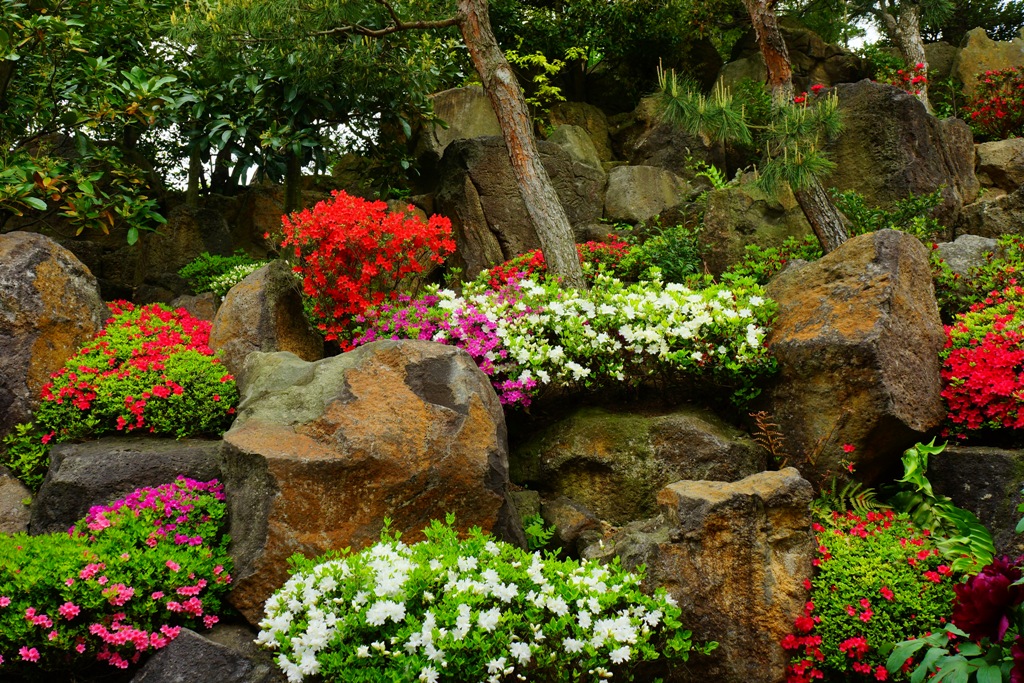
[0,467,31,535]
[700,177,814,275]
[928,445,1024,557]
[935,233,1001,276]
[957,186,1024,239]
[130,626,285,683]
[222,341,522,623]
[29,437,223,535]
[415,86,502,165]
[0,232,106,440]
[609,97,718,182]
[765,230,947,483]
[827,80,979,228]
[547,124,604,170]
[434,136,606,278]
[952,27,1024,100]
[584,468,814,683]
[510,405,767,526]
[976,138,1024,193]
[548,101,614,162]
[209,261,323,383]
[603,165,695,225]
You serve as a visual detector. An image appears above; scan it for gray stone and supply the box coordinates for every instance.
[958,186,1024,239]
[541,495,602,554]
[130,626,285,683]
[604,165,694,225]
[828,80,979,229]
[29,437,223,534]
[209,261,323,383]
[511,405,767,525]
[928,445,1024,557]
[766,230,947,483]
[583,468,814,683]
[0,232,106,440]
[0,466,31,535]
[547,124,604,170]
[935,234,1001,276]
[976,138,1024,193]
[925,41,960,82]
[223,341,522,624]
[169,292,220,322]
[952,27,1024,100]
[416,86,502,163]
[610,97,718,181]
[548,101,614,161]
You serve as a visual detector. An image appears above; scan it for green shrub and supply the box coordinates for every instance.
[782,507,958,682]
[617,223,705,284]
[720,235,823,286]
[0,478,232,676]
[832,188,945,240]
[257,517,713,682]
[178,251,269,297]
[932,234,1024,323]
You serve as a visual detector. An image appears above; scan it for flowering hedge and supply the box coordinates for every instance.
[257,518,711,683]
[351,273,776,407]
[964,66,1024,141]
[279,190,455,346]
[941,285,1024,436]
[0,478,232,675]
[480,237,630,290]
[783,508,957,683]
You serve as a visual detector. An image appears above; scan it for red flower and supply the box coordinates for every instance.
[952,556,1024,642]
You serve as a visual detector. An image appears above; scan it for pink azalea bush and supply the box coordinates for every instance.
[0,478,232,675]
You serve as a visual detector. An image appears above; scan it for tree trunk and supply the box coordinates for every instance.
[878,4,932,113]
[742,0,794,105]
[284,150,302,213]
[456,0,585,289]
[0,61,16,114]
[794,177,848,253]
[186,144,202,208]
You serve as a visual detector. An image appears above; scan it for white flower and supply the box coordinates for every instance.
[563,637,585,653]
[418,665,439,683]
[510,641,533,665]
[749,295,765,306]
[609,646,631,664]
[479,607,502,632]
[356,645,370,658]
[487,657,508,674]
[365,600,407,626]
[547,595,569,616]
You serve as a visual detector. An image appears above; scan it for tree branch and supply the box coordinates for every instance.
[231,1,459,43]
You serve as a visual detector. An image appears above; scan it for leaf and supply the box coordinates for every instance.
[887,639,928,672]
[977,664,1001,683]
[22,196,47,210]
[0,28,8,53]
[127,226,139,246]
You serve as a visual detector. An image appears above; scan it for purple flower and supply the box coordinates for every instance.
[952,556,1024,642]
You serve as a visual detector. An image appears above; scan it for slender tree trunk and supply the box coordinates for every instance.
[878,5,932,112]
[742,0,794,105]
[186,144,202,208]
[0,61,16,113]
[456,0,585,289]
[284,150,302,213]
[794,177,848,253]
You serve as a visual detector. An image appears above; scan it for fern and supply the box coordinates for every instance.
[816,477,885,516]
[523,513,556,551]
[750,410,789,466]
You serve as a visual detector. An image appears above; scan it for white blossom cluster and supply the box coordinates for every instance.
[257,522,700,683]
[207,262,268,298]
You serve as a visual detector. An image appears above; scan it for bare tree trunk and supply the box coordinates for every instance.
[742,0,794,105]
[457,0,585,289]
[186,144,202,208]
[794,177,848,253]
[877,4,932,112]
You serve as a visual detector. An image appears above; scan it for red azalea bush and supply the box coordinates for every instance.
[964,66,1024,141]
[279,190,455,345]
[941,285,1024,437]
[783,508,957,682]
[887,62,929,96]
[0,478,232,675]
[479,236,631,290]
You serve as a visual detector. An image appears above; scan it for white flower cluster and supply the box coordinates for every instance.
[207,261,268,298]
[257,522,699,683]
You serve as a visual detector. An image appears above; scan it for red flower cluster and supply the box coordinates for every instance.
[482,237,631,290]
[941,285,1024,435]
[964,67,1024,141]
[887,63,928,96]
[279,190,455,346]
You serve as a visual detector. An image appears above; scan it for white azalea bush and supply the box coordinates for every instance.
[257,518,712,683]
[351,271,776,407]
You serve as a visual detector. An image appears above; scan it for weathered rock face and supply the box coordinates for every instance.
[976,138,1024,193]
[548,101,614,162]
[0,467,31,535]
[701,178,813,275]
[169,292,220,322]
[953,27,1024,100]
[609,97,718,182]
[765,230,947,483]
[130,626,285,683]
[416,86,502,164]
[958,187,1024,239]
[604,165,695,225]
[222,341,521,623]
[828,80,979,228]
[547,124,604,170]
[209,261,323,383]
[928,446,1024,557]
[29,438,223,535]
[434,136,606,278]
[935,234,1001,276]
[511,406,767,525]
[925,41,960,82]
[584,468,814,683]
[0,232,107,440]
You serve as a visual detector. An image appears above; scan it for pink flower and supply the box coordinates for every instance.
[165,560,181,572]
[0,596,10,607]
[19,646,39,662]
[58,602,80,620]
[880,586,895,601]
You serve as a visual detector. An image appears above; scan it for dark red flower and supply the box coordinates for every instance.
[952,557,1024,642]
[1011,636,1024,683]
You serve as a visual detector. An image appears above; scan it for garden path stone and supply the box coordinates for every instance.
[29,437,223,535]
[209,260,323,383]
[222,340,523,624]
[765,229,946,483]
[0,231,106,441]
[583,468,814,683]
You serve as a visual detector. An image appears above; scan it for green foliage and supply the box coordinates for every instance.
[923,0,1024,44]
[658,68,752,146]
[0,478,233,676]
[522,513,556,551]
[0,423,51,491]
[817,478,886,517]
[178,251,270,297]
[932,234,1024,323]
[887,625,1007,683]
[617,222,706,284]
[505,47,567,124]
[719,234,823,286]
[258,517,714,682]
[783,507,959,682]
[886,440,996,574]
[754,92,842,195]
[833,188,946,240]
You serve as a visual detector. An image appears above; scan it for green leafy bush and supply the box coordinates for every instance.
[257,517,713,682]
[177,251,270,297]
[932,234,1024,323]
[720,235,823,286]
[833,188,945,241]
[617,223,705,284]
[0,478,232,676]
[782,508,958,683]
